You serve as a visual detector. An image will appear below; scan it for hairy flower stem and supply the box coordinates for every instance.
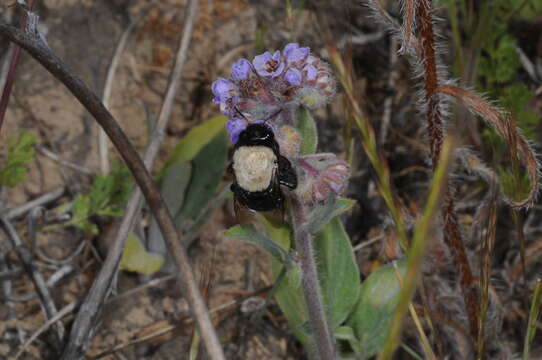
[289,195,336,360]
[417,0,479,341]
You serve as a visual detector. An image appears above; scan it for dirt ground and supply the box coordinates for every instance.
[1,0,542,359]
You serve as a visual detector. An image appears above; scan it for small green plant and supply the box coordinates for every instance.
[443,0,540,144]
[68,162,132,234]
[0,130,37,187]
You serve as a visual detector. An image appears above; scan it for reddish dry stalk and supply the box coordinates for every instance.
[417,0,442,165]
[0,1,35,133]
[417,0,479,340]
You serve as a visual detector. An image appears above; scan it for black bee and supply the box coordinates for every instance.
[229,123,297,212]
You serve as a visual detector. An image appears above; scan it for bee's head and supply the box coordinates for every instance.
[238,123,274,146]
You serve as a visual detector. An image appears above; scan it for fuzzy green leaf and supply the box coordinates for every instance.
[177,130,228,222]
[258,215,312,345]
[259,215,360,345]
[315,217,360,329]
[346,259,407,359]
[307,197,356,234]
[0,130,37,187]
[335,326,362,357]
[148,162,192,256]
[297,107,318,154]
[225,224,294,267]
[161,115,227,176]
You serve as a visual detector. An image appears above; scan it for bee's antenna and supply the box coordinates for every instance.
[233,106,250,122]
[263,108,283,124]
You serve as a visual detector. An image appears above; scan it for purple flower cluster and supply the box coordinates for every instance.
[211,43,336,143]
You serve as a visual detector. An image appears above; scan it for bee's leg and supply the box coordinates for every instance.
[280,198,287,221]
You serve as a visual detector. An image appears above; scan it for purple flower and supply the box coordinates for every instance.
[226,117,248,143]
[212,78,236,103]
[231,58,252,81]
[285,68,302,86]
[302,64,318,81]
[253,50,285,77]
[283,43,310,64]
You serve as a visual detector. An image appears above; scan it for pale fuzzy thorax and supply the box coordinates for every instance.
[233,146,277,192]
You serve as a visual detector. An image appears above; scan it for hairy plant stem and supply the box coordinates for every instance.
[0,17,225,360]
[289,195,335,360]
[417,0,479,341]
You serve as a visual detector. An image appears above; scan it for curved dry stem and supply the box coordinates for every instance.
[438,84,540,208]
[0,16,225,360]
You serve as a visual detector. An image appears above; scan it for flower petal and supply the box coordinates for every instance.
[231,58,252,81]
[226,117,248,143]
[285,68,302,86]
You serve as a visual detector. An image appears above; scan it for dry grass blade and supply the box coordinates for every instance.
[378,136,455,360]
[0,216,65,343]
[327,44,408,249]
[523,279,542,360]
[15,302,77,359]
[392,264,437,359]
[99,18,140,174]
[438,84,540,208]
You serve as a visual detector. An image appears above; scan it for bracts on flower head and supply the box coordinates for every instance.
[294,153,350,205]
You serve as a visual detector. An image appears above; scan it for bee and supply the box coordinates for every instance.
[229,123,297,212]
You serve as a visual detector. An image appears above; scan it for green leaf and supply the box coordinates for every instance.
[519,0,542,18]
[70,194,98,234]
[346,259,407,359]
[335,326,362,357]
[315,217,360,329]
[225,224,294,267]
[297,107,318,154]
[258,216,311,345]
[0,130,37,187]
[120,232,165,274]
[479,34,520,87]
[161,115,227,175]
[163,162,192,214]
[177,131,228,222]
[259,215,360,345]
[148,162,192,255]
[67,163,132,235]
[307,197,356,234]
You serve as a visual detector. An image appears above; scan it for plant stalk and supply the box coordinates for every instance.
[417,0,479,341]
[289,195,336,360]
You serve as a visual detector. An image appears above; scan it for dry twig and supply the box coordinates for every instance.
[0,6,224,360]
[0,216,65,343]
